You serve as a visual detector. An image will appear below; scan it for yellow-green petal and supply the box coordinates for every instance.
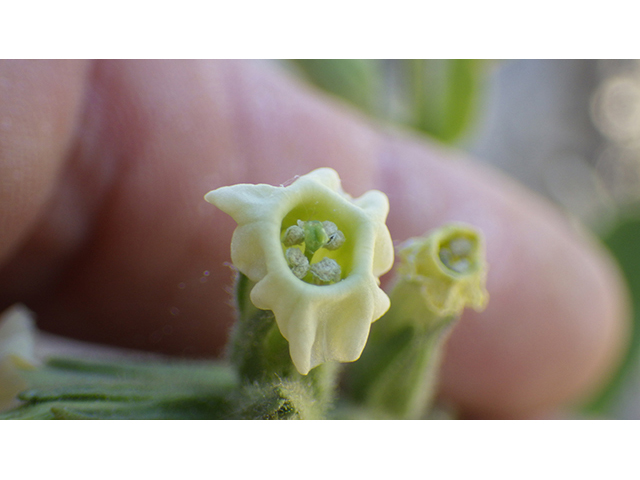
[397,223,489,317]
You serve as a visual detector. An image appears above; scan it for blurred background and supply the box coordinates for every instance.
[284,59,640,419]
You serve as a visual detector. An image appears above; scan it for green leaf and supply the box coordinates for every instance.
[290,59,382,116]
[584,212,640,415]
[408,59,485,143]
[0,356,238,420]
[288,59,488,145]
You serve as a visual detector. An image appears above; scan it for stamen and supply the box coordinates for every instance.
[286,248,310,279]
[322,221,339,237]
[449,238,472,256]
[310,258,342,284]
[325,230,345,250]
[438,248,453,267]
[438,236,475,274]
[282,225,305,246]
[282,219,347,284]
[450,258,470,273]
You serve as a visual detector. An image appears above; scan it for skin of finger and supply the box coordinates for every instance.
[0,60,89,262]
[1,60,381,355]
[0,60,630,417]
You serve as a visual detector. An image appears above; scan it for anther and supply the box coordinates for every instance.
[286,248,310,279]
[282,225,305,246]
[439,236,475,274]
[449,238,472,256]
[325,230,345,250]
[310,258,342,284]
[439,247,453,268]
[322,221,338,237]
[449,258,471,273]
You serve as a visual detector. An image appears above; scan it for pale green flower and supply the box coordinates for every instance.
[205,168,394,375]
[348,224,488,418]
[396,223,489,317]
[0,304,37,411]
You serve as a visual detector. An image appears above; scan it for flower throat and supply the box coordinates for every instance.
[282,220,346,285]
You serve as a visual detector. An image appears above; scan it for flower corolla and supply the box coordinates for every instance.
[205,168,394,374]
[396,223,488,317]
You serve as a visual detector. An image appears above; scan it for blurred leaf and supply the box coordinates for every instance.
[0,356,238,419]
[408,59,485,143]
[290,59,382,116]
[289,59,487,145]
[584,212,640,415]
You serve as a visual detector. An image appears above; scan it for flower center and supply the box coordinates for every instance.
[282,220,346,285]
[438,235,476,274]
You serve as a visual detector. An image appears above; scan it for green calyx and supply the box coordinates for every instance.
[281,220,346,285]
[227,272,339,419]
